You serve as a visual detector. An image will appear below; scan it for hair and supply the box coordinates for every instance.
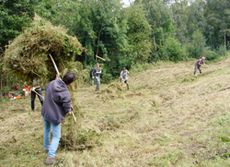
[62,72,76,85]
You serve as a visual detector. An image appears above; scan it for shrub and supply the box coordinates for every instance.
[101,69,113,84]
[159,37,187,62]
[201,48,219,61]
[217,45,227,57]
[187,30,206,58]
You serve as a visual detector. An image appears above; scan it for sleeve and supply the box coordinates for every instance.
[61,91,72,114]
[96,68,102,74]
[54,90,72,114]
[92,69,95,76]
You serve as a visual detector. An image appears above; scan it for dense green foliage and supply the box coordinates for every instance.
[0,0,34,51]
[0,0,229,84]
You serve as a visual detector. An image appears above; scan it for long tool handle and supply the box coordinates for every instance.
[96,55,106,61]
[70,111,77,123]
[31,89,44,101]
[49,54,61,77]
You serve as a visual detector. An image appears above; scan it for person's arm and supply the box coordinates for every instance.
[96,68,102,74]
[91,69,95,78]
[61,91,72,114]
[55,90,72,114]
[203,60,205,65]
[120,71,123,78]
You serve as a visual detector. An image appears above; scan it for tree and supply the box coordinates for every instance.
[135,0,175,61]
[159,37,186,61]
[186,0,206,39]
[34,0,80,35]
[187,30,206,58]
[0,0,35,97]
[124,4,152,64]
[204,0,230,49]
[0,0,34,50]
[171,0,190,43]
[36,0,130,77]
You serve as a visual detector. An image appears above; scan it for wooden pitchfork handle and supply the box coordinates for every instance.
[70,111,77,123]
[49,54,61,78]
[31,89,44,101]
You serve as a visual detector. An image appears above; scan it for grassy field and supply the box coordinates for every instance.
[0,58,230,167]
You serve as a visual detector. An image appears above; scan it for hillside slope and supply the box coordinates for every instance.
[0,58,230,167]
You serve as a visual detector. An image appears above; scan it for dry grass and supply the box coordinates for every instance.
[1,58,230,166]
[3,16,83,83]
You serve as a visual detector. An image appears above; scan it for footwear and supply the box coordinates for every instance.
[44,156,56,165]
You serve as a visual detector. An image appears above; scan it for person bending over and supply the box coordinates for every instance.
[42,72,76,165]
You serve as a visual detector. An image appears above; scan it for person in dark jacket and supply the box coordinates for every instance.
[92,63,102,91]
[31,78,43,111]
[42,72,76,165]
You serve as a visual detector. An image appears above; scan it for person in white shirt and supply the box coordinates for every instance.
[31,78,43,111]
[120,67,129,90]
[92,63,102,91]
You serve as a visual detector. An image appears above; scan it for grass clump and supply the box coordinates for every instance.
[60,129,102,151]
[148,149,184,167]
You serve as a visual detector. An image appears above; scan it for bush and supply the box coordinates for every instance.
[201,48,219,61]
[186,43,203,58]
[159,37,187,62]
[101,69,113,84]
[186,30,206,58]
[131,63,154,73]
[217,45,227,57]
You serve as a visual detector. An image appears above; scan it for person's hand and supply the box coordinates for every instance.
[56,73,61,79]
[70,105,74,111]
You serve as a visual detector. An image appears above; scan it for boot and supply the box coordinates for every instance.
[44,156,56,165]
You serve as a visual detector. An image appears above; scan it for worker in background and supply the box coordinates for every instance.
[92,63,102,91]
[31,78,43,111]
[120,67,129,90]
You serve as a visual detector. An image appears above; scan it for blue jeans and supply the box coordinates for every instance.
[43,119,61,158]
[95,76,100,91]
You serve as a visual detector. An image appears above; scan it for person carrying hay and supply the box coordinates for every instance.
[42,72,76,165]
[31,78,43,111]
[120,67,129,90]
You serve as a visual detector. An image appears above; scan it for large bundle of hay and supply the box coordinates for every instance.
[3,16,83,84]
[3,16,85,149]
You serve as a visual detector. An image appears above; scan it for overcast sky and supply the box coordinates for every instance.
[122,0,134,7]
